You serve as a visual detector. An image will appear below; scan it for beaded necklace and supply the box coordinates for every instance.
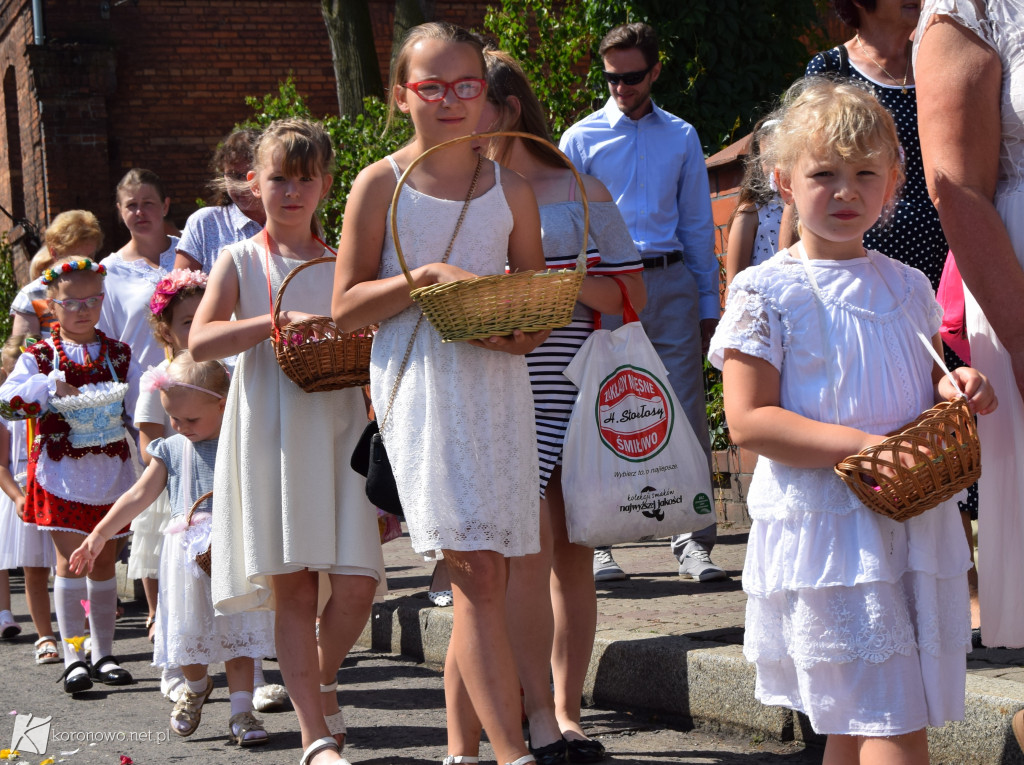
[51,324,108,372]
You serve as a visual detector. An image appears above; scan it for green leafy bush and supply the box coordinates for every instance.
[241,78,413,244]
[485,0,824,153]
[0,233,17,341]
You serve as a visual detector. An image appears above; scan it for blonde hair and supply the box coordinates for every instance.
[769,77,904,221]
[386,22,486,132]
[44,210,103,259]
[29,246,55,281]
[166,350,231,398]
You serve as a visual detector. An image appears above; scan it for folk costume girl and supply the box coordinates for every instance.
[0,257,140,696]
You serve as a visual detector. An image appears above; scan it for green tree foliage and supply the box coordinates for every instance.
[241,78,413,244]
[0,233,18,341]
[485,0,824,153]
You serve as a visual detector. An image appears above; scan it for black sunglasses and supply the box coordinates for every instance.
[602,66,653,86]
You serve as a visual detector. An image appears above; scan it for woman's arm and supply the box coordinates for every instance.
[723,349,882,468]
[332,160,483,332]
[173,250,203,272]
[574,175,646,315]
[917,17,1024,400]
[725,206,759,288]
[10,312,39,338]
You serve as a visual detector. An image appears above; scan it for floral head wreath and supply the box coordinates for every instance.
[141,365,227,400]
[149,269,208,316]
[41,259,105,286]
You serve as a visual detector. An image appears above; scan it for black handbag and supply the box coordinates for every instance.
[350,419,403,518]
[348,158,480,525]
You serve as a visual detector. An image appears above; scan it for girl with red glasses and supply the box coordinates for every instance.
[333,21,547,765]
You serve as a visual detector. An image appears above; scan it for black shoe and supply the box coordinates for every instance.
[90,655,133,685]
[529,737,568,765]
[57,661,94,694]
[565,736,605,763]
[971,628,984,650]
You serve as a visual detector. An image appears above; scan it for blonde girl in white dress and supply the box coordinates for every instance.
[191,118,385,765]
[710,77,998,765]
[333,22,548,765]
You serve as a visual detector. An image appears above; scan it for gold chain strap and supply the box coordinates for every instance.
[378,154,483,432]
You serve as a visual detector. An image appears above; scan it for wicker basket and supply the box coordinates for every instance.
[272,256,374,392]
[185,490,213,577]
[834,397,981,522]
[50,381,129,449]
[390,131,589,342]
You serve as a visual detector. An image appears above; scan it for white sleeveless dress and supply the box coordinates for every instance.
[211,239,386,614]
[916,0,1024,648]
[371,158,539,557]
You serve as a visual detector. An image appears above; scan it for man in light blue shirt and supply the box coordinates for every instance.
[560,22,723,582]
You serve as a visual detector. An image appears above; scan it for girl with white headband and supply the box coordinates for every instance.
[70,351,276,748]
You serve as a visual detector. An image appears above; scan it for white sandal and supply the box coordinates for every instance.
[299,736,350,765]
[320,682,346,747]
[34,636,60,664]
[507,757,536,765]
[442,757,479,764]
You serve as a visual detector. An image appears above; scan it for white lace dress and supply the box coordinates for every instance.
[708,250,972,735]
[371,158,539,556]
[915,0,1024,648]
[151,435,275,668]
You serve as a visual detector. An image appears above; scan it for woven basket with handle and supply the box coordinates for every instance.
[834,396,981,522]
[272,255,374,392]
[186,490,213,577]
[390,131,589,342]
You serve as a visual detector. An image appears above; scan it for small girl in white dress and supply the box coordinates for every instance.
[709,77,997,765]
[70,352,275,746]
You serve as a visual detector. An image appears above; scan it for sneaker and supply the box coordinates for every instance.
[678,549,727,582]
[593,548,626,582]
[0,609,20,639]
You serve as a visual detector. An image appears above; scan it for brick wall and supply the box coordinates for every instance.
[0,0,490,258]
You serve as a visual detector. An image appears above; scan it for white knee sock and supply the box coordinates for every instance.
[86,576,118,662]
[54,576,87,669]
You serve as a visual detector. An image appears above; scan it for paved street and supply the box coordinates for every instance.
[0,584,817,764]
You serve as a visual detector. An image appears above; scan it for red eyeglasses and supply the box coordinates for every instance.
[402,78,486,102]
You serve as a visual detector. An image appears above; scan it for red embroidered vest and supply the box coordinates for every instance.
[28,330,132,463]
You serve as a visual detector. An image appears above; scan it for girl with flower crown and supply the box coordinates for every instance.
[136,270,289,711]
[0,256,140,696]
[70,352,277,747]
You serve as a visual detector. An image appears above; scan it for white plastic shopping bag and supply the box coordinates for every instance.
[561,284,714,546]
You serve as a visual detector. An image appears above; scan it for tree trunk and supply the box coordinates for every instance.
[321,0,384,117]
[391,0,428,67]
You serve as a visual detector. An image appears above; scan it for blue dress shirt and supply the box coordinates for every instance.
[559,98,719,320]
